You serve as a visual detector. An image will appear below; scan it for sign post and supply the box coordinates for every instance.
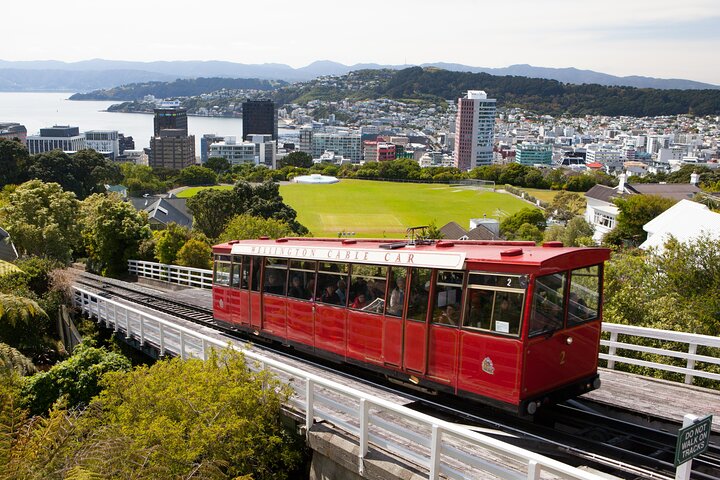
[675,413,713,480]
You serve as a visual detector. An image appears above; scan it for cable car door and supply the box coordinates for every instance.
[402,268,432,374]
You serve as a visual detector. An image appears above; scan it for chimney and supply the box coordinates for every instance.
[618,173,626,193]
[690,171,700,186]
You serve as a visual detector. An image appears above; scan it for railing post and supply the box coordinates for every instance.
[685,343,697,385]
[429,424,441,480]
[159,324,165,356]
[359,398,369,470]
[305,379,314,439]
[180,331,187,360]
[113,304,118,332]
[140,316,145,346]
[125,308,131,339]
[527,460,541,480]
[202,339,209,360]
[607,331,618,369]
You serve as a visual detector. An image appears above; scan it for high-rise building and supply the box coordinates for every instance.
[149,107,195,169]
[0,123,27,144]
[453,90,496,170]
[119,134,135,154]
[242,100,277,140]
[200,134,225,163]
[153,107,188,136]
[208,134,275,168]
[85,130,119,159]
[515,143,552,166]
[26,126,86,154]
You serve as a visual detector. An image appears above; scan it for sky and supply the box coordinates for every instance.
[4,0,720,84]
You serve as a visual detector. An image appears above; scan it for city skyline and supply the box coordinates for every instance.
[2,0,719,84]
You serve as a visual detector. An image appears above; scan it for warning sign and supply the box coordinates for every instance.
[675,415,713,467]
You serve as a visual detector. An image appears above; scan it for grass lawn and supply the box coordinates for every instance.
[175,185,233,198]
[520,188,586,203]
[278,180,535,237]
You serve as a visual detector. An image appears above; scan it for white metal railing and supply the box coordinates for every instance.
[128,260,213,289]
[72,285,604,480]
[127,260,720,388]
[601,323,720,385]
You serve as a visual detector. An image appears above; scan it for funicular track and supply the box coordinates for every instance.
[74,273,720,480]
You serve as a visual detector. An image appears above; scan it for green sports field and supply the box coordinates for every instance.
[279,180,534,237]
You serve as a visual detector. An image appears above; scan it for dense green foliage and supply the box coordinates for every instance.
[120,163,168,196]
[0,138,29,187]
[153,223,192,265]
[2,180,80,263]
[603,236,720,385]
[0,342,37,376]
[543,217,595,246]
[175,239,212,269]
[0,293,50,354]
[279,151,314,168]
[187,180,308,239]
[22,342,132,415]
[204,156,231,174]
[603,194,676,246]
[26,149,121,200]
[1,350,306,479]
[178,165,217,186]
[70,76,286,100]
[80,194,152,276]
[220,214,296,242]
[499,208,547,240]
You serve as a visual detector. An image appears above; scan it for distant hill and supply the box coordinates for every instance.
[69,77,287,101]
[0,59,717,91]
[275,67,720,117]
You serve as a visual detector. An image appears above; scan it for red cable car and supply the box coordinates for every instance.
[212,237,610,415]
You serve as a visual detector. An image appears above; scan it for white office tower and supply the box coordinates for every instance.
[453,90,496,171]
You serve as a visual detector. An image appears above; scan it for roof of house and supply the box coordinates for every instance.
[640,199,720,251]
[585,184,625,203]
[466,224,497,241]
[137,198,193,228]
[624,183,701,201]
[439,221,469,240]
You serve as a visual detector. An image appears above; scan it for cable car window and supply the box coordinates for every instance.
[492,292,524,335]
[464,289,494,329]
[431,270,465,326]
[215,254,231,262]
[529,272,567,337]
[214,261,231,286]
[317,262,349,307]
[387,267,408,317]
[288,260,317,301]
[263,258,288,296]
[348,264,387,314]
[250,256,262,292]
[407,268,432,322]
[240,255,250,289]
[230,257,242,288]
[567,265,600,326]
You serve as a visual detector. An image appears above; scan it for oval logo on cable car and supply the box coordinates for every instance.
[219,299,224,309]
[482,357,495,375]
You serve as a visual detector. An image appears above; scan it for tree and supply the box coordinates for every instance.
[154,222,191,264]
[120,163,167,196]
[2,180,80,263]
[0,293,50,353]
[26,149,120,199]
[3,350,306,479]
[543,216,595,246]
[22,342,131,415]
[176,239,212,269]
[546,190,585,224]
[279,151,313,168]
[204,156,231,174]
[178,165,217,186]
[514,223,544,243]
[604,194,676,246]
[0,138,29,187]
[220,214,295,242]
[500,207,546,239]
[80,193,152,276]
[186,188,238,239]
[0,343,36,376]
